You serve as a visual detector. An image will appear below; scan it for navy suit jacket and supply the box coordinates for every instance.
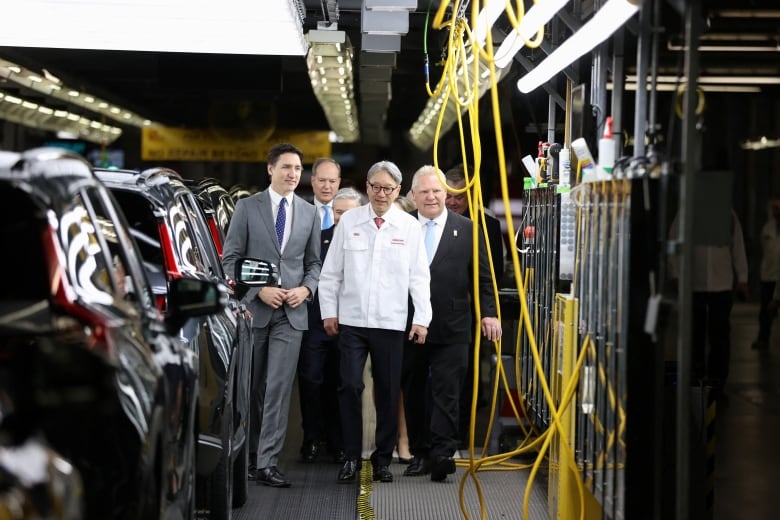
[411,210,496,344]
[308,225,333,331]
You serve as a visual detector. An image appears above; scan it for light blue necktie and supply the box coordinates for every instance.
[322,204,333,229]
[275,198,287,246]
[424,220,436,263]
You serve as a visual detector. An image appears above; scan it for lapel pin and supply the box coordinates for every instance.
[454,229,458,237]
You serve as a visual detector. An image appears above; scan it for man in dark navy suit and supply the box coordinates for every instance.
[297,185,363,463]
[402,166,502,482]
[444,165,505,443]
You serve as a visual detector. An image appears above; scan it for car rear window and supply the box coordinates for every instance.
[0,186,48,300]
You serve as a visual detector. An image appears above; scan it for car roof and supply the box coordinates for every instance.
[95,166,191,208]
[0,147,102,206]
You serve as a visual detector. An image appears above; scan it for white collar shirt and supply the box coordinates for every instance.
[268,188,294,252]
[319,203,432,331]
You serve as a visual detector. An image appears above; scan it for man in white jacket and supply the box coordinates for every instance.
[669,210,749,394]
[754,198,780,350]
[319,160,432,484]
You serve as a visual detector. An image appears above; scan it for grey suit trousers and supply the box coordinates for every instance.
[250,308,303,469]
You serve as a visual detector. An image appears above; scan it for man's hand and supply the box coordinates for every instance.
[323,317,339,336]
[258,286,288,309]
[284,286,311,308]
[481,317,502,341]
[408,324,428,344]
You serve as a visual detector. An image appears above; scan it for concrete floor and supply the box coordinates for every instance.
[713,302,780,520]
[234,301,778,519]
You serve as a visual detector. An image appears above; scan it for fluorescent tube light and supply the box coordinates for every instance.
[517,0,639,93]
[493,0,570,68]
[616,83,761,93]
[626,74,780,85]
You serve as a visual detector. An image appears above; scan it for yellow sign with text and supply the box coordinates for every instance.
[141,127,332,163]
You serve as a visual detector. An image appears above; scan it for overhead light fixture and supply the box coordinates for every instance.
[0,57,154,128]
[615,83,761,93]
[307,31,359,143]
[491,0,569,68]
[0,90,122,144]
[626,74,780,85]
[0,0,307,55]
[740,136,780,150]
[517,0,640,93]
[711,9,780,19]
[667,33,779,52]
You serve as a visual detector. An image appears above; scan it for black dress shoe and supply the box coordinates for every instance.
[332,450,347,464]
[430,456,456,482]
[403,456,430,477]
[256,467,291,488]
[338,459,359,483]
[300,440,320,463]
[372,465,393,483]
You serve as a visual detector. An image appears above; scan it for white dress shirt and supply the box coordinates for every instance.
[268,188,294,252]
[319,203,432,331]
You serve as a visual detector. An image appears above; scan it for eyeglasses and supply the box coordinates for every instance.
[367,182,399,195]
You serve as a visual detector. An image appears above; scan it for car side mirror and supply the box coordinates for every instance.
[165,278,228,333]
[235,258,278,287]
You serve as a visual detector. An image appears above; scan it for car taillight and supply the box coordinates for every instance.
[207,216,223,257]
[42,228,116,359]
[155,294,168,312]
[157,220,181,279]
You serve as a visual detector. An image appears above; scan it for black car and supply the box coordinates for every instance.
[95,167,253,519]
[192,177,237,259]
[0,148,225,519]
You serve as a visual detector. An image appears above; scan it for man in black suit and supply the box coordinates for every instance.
[443,165,505,445]
[402,165,502,482]
[298,185,363,463]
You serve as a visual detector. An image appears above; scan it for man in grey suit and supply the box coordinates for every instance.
[222,142,322,487]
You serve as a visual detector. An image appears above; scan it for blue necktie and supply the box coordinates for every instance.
[322,204,333,229]
[425,220,436,263]
[276,198,287,246]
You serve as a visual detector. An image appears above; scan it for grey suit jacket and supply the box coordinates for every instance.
[222,190,321,330]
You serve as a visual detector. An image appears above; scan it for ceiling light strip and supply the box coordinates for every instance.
[615,83,761,93]
[0,57,153,128]
[0,90,123,144]
[625,74,780,84]
[307,35,360,142]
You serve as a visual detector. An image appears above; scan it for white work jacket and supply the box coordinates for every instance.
[759,218,780,282]
[319,203,432,331]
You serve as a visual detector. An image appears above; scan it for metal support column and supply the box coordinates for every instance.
[677,1,702,519]
[633,0,653,158]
